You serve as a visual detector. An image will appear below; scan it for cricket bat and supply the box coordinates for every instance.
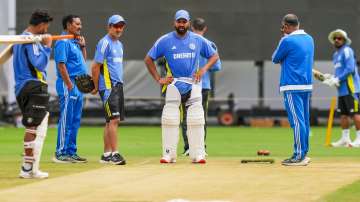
[0,44,14,64]
[312,69,326,82]
[0,34,74,44]
[0,34,75,65]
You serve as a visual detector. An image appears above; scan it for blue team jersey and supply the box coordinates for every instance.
[333,45,360,96]
[13,31,51,95]
[54,32,87,79]
[272,30,314,92]
[147,31,216,94]
[200,39,221,89]
[94,34,124,91]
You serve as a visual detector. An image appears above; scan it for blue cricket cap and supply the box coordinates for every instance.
[108,15,126,25]
[175,10,190,21]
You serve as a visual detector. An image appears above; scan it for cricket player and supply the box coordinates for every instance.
[53,15,88,163]
[144,10,219,163]
[325,29,360,148]
[13,10,53,178]
[272,14,314,166]
[181,17,222,156]
[91,15,127,165]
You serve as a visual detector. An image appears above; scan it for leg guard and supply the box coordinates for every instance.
[186,84,205,160]
[161,84,181,160]
[33,112,49,173]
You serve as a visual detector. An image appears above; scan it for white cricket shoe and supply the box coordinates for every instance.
[331,138,351,147]
[192,155,206,164]
[304,156,311,163]
[160,155,176,163]
[19,170,33,179]
[349,138,360,148]
[19,169,48,179]
[32,170,49,179]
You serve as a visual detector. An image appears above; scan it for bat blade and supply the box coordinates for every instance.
[0,34,74,44]
[0,44,14,65]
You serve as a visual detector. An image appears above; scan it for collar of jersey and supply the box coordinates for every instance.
[289,29,306,36]
[172,31,190,40]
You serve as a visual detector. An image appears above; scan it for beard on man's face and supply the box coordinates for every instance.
[175,25,188,35]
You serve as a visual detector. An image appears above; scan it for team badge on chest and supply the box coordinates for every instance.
[189,43,196,50]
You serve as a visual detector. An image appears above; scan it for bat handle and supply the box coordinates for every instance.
[51,35,75,40]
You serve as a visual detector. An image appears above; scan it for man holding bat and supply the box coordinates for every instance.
[325,29,360,148]
[13,10,53,178]
[53,15,88,163]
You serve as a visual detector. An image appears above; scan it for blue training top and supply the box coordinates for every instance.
[54,31,88,79]
[94,34,124,91]
[272,29,314,92]
[200,38,221,89]
[333,45,360,96]
[147,31,216,95]
[13,31,51,95]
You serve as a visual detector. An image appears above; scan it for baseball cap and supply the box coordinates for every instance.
[175,10,190,21]
[108,15,126,25]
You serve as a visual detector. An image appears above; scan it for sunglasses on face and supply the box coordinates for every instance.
[111,23,125,29]
[333,37,344,41]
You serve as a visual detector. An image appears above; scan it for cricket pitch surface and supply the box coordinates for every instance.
[0,157,359,202]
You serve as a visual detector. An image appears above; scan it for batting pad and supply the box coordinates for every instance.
[161,84,181,159]
[187,84,205,160]
[33,112,49,173]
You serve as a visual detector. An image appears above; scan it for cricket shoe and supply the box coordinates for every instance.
[331,138,351,147]
[111,153,126,165]
[304,156,311,163]
[160,155,176,163]
[192,156,206,164]
[70,154,87,163]
[32,170,49,179]
[19,166,33,179]
[99,154,112,164]
[349,138,360,148]
[19,167,48,179]
[52,154,75,163]
[281,158,308,166]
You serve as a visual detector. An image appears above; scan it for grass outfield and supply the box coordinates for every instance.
[0,126,359,201]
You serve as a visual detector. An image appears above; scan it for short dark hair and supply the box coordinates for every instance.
[282,14,299,26]
[192,18,206,31]
[29,10,53,26]
[62,14,80,30]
